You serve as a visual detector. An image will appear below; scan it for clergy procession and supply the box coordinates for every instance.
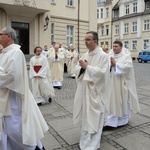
[0,26,141,150]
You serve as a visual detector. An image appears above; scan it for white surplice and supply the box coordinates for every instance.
[73,47,110,149]
[106,50,140,127]
[66,50,79,77]
[0,44,48,148]
[49,51,64,87]
[30,54,55,104]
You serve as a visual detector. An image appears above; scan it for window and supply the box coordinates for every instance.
[125,4,129,15]
[144,19,150,31]
[133,2,137,13]
[51,0,56,3]
[67,0,73,6]
[101,42,104,47]
[101,26,104,36]
[66,25,74,45]
[124,23,129,34]
[106,25,109,35]
[146,1,150,10]
[132,41,137,50]
[143,39,149,49]
[115,25,119,35]
[97,9,100,18]
[114,10,119,17]
[51,23,55,44]
[106,8,109,18]
[132,22,137,32]
[124,41,129,49]
[100,8,103,18]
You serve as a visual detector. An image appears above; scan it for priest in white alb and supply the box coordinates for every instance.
[49,44,64,89]
[104,40,140,129]
[66,44,79,78]
[0,26,48,150]
[73,31,110,150]
[30,46,55,106]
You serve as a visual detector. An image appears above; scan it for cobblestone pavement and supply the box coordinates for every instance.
[39,62,150,150]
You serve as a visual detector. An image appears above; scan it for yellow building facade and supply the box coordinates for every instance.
[0,0,97,54]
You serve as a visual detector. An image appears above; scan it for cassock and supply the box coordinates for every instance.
[66,50,79,77]
[30,54,55,104]
[49,51,64,88]
[106,50,140,127]
[0,44,48,150]
[73,47,110,150]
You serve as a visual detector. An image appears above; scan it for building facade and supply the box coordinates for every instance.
[112,0,150,59]
[0,0,97,54]
[97,0,113,51]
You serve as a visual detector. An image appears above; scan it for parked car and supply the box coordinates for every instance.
[137,50,150,63]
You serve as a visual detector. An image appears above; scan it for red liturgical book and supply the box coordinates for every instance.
[34,65,42,73]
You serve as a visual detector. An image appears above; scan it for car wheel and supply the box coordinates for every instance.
[138,58,142,63]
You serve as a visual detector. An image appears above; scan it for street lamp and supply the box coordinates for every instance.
[44,16,50,31]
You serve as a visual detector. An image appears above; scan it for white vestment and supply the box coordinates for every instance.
[42,50,51,58]
[106,50,140,127]
[73,47,110,149]
[49,51,64,87]
[30,54,55,104]
[0,44,48,148]
[66,50,79,77]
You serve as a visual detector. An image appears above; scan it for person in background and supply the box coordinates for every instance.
[0,26,48,150]
[49,44,64,89]
[30,46,55,106]
[42,44,51,58]
[103,40,140,130]
[66,44,79,78]
[73,31,110,149]
[50,41,56,53]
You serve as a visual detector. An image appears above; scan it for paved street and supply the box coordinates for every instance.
[38,62,150,150]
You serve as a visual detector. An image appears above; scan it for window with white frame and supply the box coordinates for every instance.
[66,25,74,45]
[101,26,104,36]
[133,2,137,13]
[132,40,137,50]
[115,25,119,35]
[132,22,137,32]
[124,41,129,49]
[124,23,129,34]
[100,8,103,18]
[51,23,54,44]
[146,1,150,10]
[125,4,129,15]
[114,10,119,17]
[67,0,73,6]
[143,39,149,49]
[106,25,109,35]
[106,8,109,18]
[144,19,150,31]
[97,9,100,18]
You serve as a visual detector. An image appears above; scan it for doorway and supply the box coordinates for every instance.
[11,22,29,54]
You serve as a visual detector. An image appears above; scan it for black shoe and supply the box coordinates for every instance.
[35,146,45,150]
[57,86,61,89]
[103,126,116,131]
[48,97,52,103]
[37,102,42,106]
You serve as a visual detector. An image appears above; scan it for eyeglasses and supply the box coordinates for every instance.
[0,33,8,36]
[83,39,94,42]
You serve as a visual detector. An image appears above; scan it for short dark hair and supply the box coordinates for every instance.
[34,46,42,53]
[113,40,123,47]
[86,31,99,44]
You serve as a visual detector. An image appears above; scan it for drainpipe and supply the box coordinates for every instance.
[77,0,80,54]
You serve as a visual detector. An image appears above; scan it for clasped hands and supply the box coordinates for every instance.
[79,59,88,69]
[110,57,116,67]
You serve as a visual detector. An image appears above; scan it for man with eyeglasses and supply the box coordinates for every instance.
[0,26,48,150]
[73,31,110,149]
